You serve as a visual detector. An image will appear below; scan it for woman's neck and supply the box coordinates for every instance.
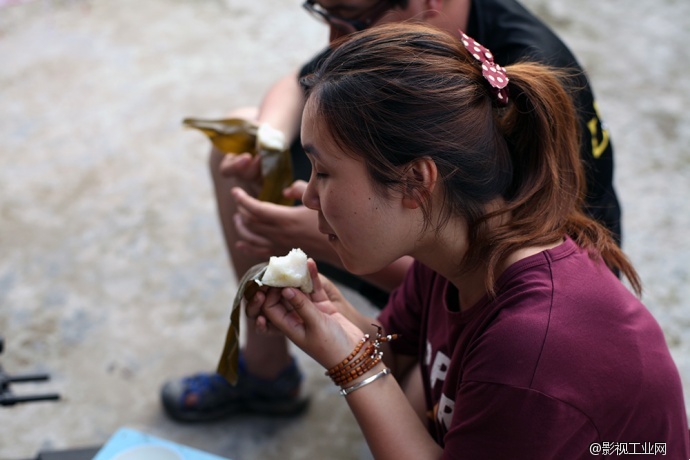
[410,216,485,311]
[411,214,563,312]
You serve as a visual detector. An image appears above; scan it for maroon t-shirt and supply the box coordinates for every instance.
[378,237,689,458]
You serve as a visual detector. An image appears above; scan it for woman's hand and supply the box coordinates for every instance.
[246,259,363,368]
[246,259,340,330]
[265,286,363,370]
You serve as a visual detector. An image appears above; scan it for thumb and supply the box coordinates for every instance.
[281,287,319,325]
[283,180,308,200]
[220,152,251,174]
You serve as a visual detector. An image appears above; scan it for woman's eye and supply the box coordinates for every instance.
[315,171,329,179]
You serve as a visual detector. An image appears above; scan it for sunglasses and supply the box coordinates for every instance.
[302,0,393,34]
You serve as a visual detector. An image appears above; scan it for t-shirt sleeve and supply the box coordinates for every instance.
[442,381,599,459]
[377,260,433,356]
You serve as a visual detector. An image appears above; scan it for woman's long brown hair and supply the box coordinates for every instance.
[302,23,641,296]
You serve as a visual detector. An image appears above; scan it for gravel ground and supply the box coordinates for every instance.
[1,0,688,459]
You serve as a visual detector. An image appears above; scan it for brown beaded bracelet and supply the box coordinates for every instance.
[327,344,376,379]
[330,349,378,385]
[325,324,400,387]
[325,335,369,376]
[331,353,383,386]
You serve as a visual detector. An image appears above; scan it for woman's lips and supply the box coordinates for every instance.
[320,227,337,241]
[318,219,337,241]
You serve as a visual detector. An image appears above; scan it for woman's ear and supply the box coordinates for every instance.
[402,157,437,209]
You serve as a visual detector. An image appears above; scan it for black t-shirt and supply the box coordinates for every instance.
[465,0,619,243]
[296,0,621,244]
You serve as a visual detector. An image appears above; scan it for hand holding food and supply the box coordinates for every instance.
[183,117,294,205]
[216,249,312,384]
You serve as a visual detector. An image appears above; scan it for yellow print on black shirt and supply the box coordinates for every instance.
[588,101,610,159]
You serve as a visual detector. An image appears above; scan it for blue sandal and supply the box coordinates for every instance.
[161,354,309,422]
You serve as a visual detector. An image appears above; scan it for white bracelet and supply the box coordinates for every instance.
[339,368,391,397]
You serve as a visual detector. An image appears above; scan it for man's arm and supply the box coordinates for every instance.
[256,69,305,144]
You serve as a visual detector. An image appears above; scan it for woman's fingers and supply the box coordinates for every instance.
[260,287,316,343]
[306,259,328,303]
[246,286,298,337]
[246,287,282,319]
[245,289,265,321]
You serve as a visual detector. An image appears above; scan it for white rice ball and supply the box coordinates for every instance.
[257,248,313,293]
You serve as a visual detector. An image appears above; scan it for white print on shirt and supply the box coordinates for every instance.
[429,348,450,389]
[426,341,456,433]
[436,393,455,431]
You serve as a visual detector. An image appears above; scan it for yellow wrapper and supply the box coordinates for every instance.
[183,117,294,206]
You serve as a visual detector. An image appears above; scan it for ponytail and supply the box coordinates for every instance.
[487,63,641,295]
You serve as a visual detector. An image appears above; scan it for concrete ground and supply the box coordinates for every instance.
[1,0,689,459]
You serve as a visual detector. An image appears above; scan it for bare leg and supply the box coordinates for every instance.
[209,107,293,380]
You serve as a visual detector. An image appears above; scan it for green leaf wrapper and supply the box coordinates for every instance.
[216,263,267,385]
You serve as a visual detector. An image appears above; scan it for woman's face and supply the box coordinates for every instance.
[300,98,415,275]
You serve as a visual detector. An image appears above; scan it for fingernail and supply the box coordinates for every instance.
[283,288,295,299]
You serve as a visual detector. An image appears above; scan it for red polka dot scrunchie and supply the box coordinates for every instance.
[459,31,510,106]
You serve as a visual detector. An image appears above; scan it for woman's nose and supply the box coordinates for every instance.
[302,178,320,211]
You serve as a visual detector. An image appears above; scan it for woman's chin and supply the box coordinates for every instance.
[340,256,385,278]
[330,238,388,275]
